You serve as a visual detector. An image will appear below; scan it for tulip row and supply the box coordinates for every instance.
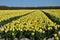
[0,10,34,22]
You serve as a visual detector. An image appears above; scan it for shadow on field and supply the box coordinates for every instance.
[0,11,35,27]
[42,11,60,25]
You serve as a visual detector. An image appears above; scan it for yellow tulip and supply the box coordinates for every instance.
[0,28,4,31]
[48,27,52,30]
[20,29,23,31]
[43,31,45,33]
[12,28,15,31]
[12,33,14,36]
[58,31,60,35]
[53,34,57,37]
[31,32,35,36]
[55,37,59,40]
[5,29,8,33]
[38,29,43,33]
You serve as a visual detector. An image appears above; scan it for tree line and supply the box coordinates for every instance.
[0,6,60,10]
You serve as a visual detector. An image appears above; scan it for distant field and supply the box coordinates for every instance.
[0,10,34,22]
[43,10,60,18]
[43,10,60,25]
[0,10,60,40]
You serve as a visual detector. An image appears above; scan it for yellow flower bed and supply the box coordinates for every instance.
[0,10,60,40]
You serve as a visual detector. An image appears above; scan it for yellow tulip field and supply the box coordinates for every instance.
[0,10,60,40]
